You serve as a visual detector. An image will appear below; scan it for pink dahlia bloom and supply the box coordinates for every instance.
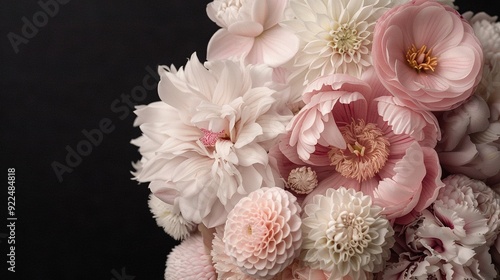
[372,0,483,111]
[224,187,302,279]
[284,68,443,220]
[165,233,216,280]
[206,0,298,67]
[131,53,293,228]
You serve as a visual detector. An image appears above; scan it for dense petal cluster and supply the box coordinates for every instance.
[301,187,394,279]
[224,187,302,278]
[132,53,293,228]
[165,233,217,280]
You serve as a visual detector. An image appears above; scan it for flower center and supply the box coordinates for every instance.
[326,211,371,259]
[200,128,227,147]
[286,166,318,194]
[329,24,361,55]
[406,44,437,73]
[328,119,390,182]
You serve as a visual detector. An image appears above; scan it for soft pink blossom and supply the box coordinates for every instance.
[282,68,443,220]
[206,0,298,67]
[131,53,293,228]
[165,233,216,280]
[224,187,302,279]
[372,0,483,111]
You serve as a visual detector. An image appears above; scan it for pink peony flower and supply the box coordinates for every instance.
[206,0,298,67]
[223,187,302,279]
[131,53,293,228]
[283,68,443,220]
[371,0,483,111]
[165,233,217,280]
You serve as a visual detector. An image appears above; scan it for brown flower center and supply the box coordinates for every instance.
[406,44,437,73]
[328,119,390,182]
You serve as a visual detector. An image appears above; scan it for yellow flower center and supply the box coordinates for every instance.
[406,44,437,73]
[328,119,390,182]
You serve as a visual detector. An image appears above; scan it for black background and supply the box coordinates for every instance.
[1,0,498,279]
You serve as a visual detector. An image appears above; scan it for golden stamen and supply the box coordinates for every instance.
[406,44,437,73]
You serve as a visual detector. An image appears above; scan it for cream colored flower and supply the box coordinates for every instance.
[301,187,394,280]
[148,194,196,240]
[284,0,391,97]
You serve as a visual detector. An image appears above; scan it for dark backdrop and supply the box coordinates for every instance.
[1,0,498,279]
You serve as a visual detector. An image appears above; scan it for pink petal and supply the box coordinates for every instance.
[247,25,299,67]
[228,20,264,37]
[207,29,254,61]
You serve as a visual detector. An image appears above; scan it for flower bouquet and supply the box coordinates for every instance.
[131,0,500,279]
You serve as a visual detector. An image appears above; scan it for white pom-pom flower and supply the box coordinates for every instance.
[224,187,302,279]
[165,233,216,280]
[301,187,394,280]
[147,194,196,240]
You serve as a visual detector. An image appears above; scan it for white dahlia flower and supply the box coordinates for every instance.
[131,53,293,228]
[301,187,394,280]
[284,0,391,96]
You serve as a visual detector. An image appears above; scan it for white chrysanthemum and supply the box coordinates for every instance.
[131,53,293,228]
[147,194,196,240]
[301,187,394,280]
[284,0,391,95]
[439,174,500,247]
[224,187,302,279]
[165,233,216,280]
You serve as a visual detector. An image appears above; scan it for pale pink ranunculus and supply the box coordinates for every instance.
[372,0,483,111]
[284,68,443,221]
[206,0,298,67]
[224,187,302,279]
